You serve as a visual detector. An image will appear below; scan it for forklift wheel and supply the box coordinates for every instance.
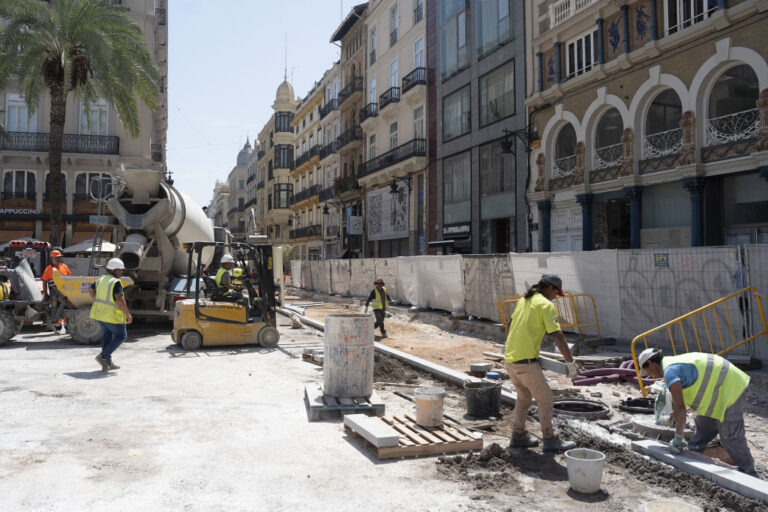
[257,325,280,348]
[180,331,203,351]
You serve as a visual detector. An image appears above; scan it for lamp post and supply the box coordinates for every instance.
[322,201,343,260]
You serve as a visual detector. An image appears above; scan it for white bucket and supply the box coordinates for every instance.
[564,448,605,494]
[413,386,445,427]
[644,501,702,512]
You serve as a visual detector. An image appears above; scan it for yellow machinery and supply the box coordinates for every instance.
[171,241,279,351]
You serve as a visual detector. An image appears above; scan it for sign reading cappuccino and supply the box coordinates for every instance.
[0,208,41,215]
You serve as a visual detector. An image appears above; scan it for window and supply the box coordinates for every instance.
[368,134,377,160]
[390,60,399,88]
[480,140,512,196]
[2,170,35,199]
[415,0,424,23]
[369,77,377,104]
[275,145,293,169]
[274,184,292,208]
[239,180,244,190]
[665,0,718,35]
[414,38,425,69]
[390,7,399,46]
[238,197,245,209]
[566,30,598,79]
[414,107,424,139]
[479,60,515,126]
[442,86,471,141]
[476,0,511,55]
[369,28,377,65]
[439,0,469,78]
[75,172,111,199]
[708,65,759,118]
[646,89,682,135]
[5,94,34,132]
[80,100,108,136]
[443,151,471,223]
[389,122,398,149]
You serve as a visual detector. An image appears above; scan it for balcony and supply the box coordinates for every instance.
[642,128,682,160]
[360,103,378,123]
[338,76,363,106]
[703,108,760,163]
[1,191,36,201]
[0,131,119,155]
[155,8,166,26]
[73,193,91,202]
[337,125,363,151]
[358,138,426,178]
[390,29,398,47]
[593,143,623,170]
[257,180,265,190]
[320,98,339,119]
[319,141,338,161]
[227,207,238,217]
[379,87,400,111]
[333,176,360,195]
[319,186,335,202]
[246,174,255,184]
[151,143,163,163]
[257,150,265,160]
[549,0,598,28]
[245,198,257,208]
[292,145,321,172]
[290,224,322,240]
[291,184,322,206]
[552,155,577,178]
[402,67,426,95]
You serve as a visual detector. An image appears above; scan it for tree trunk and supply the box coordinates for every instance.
[48,85,66,247]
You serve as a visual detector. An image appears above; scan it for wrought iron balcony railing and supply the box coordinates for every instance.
[361,103,378,123]
[319,98,339,119]
[290,224,322,239]
[245,198,257,207]
[552,155,577,178]
[292,145,321,170]
[705,109,760,146]
[151,143,163,162]
[1,191,36,201]
[358,138,426,178]
[257,180,265,190]
[227,207,238,216]
[593,142,623,170]
[257,150,265,160]
[319,141,338,160]
[338,76,363,105]
[291,184,322,205]
[246,174,255,184]
[402,67,426,94]
[379,87,400,110]
[333,176,360,195]
[337,125,363,150]
[319,186,335,202]
[155,8,166,26]
[549,0,598,28]
[73,193,91,202]
[642,128,682,159]
[0,131,119,155]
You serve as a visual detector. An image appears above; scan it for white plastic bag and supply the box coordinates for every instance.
[653,382,674,426]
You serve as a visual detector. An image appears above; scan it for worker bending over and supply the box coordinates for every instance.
[505,274,579,452]
[639,348,757,476]
[365,278,391,338]
[89,258,132,371]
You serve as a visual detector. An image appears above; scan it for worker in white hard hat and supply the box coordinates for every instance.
[214,253,242,301]
[88,258,132,372]
[504,273,579,452]
[638,347,757,476]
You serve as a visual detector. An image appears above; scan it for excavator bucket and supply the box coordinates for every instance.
[51,269,133,308]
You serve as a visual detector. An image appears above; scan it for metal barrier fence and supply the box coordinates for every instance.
[498,292,601,339]
[630,287,768,397]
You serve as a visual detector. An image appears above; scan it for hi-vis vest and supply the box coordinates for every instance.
[371,287,388,310]
[89,275,126,324]
[215,267,232,294]
[662,353,750,422]
[232,268,243,286]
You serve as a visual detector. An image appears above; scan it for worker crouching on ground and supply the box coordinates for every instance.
[215,254,243,301]
[505,274,579,452]
[365,278,391,338]
[89,258,132,372]
[41,249,71,333]
[638,348,758,476]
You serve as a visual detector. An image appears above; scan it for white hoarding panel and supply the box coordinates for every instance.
[366,185,409,241]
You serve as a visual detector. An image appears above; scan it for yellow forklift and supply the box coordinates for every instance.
[172,241,279,351]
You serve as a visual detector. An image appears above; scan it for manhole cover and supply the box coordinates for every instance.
[552,399,611,420]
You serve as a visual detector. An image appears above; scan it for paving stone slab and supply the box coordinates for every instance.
[344,414,400,448]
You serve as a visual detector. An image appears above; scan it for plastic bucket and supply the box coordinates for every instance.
[644,501,702,512]
[564,448,605,494]
[464,381,502,418]
[413,386,445,426]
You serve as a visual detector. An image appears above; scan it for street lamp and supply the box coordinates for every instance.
[322,201,343,259]
[389,176,412,194]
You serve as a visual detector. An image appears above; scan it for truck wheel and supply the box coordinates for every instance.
[68,307,103,345]
[0,310,20,346]
[257,325,280,348]
[181,331,203,351]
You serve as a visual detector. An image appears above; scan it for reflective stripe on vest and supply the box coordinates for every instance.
[89,275,125,324]
[371,287,388,310]
[662,352,749,421]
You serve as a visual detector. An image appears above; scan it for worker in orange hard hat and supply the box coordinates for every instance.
[42,249,72,333]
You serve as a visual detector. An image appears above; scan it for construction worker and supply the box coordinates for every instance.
[364,278,390,338]
[505,274,579,452]
[41,249,72,333]
[88,258,132,372]
[214,254,242,301]
[638,348,757,476]
[232,267,244,287]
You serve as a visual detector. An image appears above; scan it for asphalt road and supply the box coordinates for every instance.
[0,321,476,512]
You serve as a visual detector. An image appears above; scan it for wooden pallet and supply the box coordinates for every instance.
[304,383,385,421]
[345,413,483,459]
[301,350,324,366]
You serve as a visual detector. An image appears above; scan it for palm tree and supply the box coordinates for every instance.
[0,0,159,245]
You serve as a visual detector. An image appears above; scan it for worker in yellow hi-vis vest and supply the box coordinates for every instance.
[364,278,391,338]
[88,258,132,372]
[639,348,756,476]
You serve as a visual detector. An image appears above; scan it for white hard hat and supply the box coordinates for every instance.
[221,254,235,264]
[106,258,125,270]
[637,347,662,376]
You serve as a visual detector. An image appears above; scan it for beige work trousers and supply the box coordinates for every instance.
[506,361,554,439]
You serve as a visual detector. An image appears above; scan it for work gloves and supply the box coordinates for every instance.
[669,434,687,454]
[566,361,580,379]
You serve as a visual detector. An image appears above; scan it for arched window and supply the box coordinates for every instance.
[553,123,577,177]
[643,89,682,158]
[44,173,67,201]
[74,172,111,201]
[2,171,35,200]
[706,64,760,145]
[594,108,624,169]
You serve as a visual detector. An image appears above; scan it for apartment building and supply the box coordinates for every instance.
[428,0,530,254]
[525,0,768,252]
[330,3,369,258]
[359,0,428,257]
[225,140,251,240]
[318,62,343,260]
[212,180,230,230]
[0,0,168,245]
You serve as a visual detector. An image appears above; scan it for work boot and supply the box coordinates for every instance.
[95,355,109,372]
[381,331,388,338]
[108,362,121,370]
[542,436,576,453]
[508,433,539,449]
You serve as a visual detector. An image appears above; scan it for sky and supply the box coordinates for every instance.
[166,0,358,208]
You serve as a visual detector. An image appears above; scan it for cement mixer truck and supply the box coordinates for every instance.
[57,165,216,344]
